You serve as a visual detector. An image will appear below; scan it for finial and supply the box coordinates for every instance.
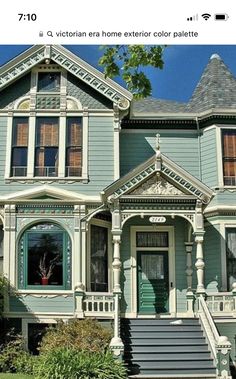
[210,53,220,60]
[155,133,161,171]
[156,133,161,156]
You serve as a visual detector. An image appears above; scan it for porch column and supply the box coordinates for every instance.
[110,203,124,358]
[194,201,206,294]
[194,232,205,293]
[185,242,193,290]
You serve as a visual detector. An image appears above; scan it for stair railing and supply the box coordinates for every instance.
[198,294,232,379]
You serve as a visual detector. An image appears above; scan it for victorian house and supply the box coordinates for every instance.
[0,45,236,378]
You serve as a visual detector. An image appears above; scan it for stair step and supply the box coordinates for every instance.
[134,369,216,376]
[124,338,206,345]
[122,326,202,332]
[122,318,199,325]
[128,374,216,378]
[126,353,213,360]
[127,345,209,353]
[123,331,203,338]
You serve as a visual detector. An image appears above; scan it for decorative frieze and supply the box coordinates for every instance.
[131,176,184,196]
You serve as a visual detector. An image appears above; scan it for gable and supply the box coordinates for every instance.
[102,151,214,204]
[0,45,132,110]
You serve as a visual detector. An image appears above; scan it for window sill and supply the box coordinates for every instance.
[5,176,89,184]
[17,289,74,295]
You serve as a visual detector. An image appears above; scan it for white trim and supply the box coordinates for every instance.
[82,109,89,180]
[58,114,66,177]
[87,218,112,292]
[27,114,36,177]
[220,222,227,291]
[130,226,176,317]
[120,128,198,135]
[0,185,100,202]
[216,126,224,187]
[4,114,13,178]
[113,113,120,180]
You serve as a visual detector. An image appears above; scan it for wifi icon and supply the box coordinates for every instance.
[202,13,211,20]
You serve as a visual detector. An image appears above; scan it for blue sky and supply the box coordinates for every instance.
[1,45,236,103]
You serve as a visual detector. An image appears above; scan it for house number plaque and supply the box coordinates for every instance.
[149,216,166,223]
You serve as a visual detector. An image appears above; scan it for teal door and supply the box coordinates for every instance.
[137,252,169,314]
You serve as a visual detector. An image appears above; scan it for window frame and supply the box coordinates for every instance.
[87,219,112,293]
[221,128,236,186]
[6,112,88,182]
[18,223,71,290]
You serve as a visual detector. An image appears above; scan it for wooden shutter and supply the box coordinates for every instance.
[15,123,28,146]
[38,122,58,146]
[69,123,82,146]
[224,133,236,158]
[67,148,82,167]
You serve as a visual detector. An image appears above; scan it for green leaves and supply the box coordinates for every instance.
[99,45,165,99]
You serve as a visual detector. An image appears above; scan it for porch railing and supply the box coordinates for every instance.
[198,294,232,379]
[83,292,114,317]
[206,292,235,315]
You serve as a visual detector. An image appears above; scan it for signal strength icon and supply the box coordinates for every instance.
[187,14,198,21]
[202,13,211,20]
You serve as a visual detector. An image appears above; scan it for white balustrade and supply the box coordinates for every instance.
[83,292,114,317]
[206,292,234,315]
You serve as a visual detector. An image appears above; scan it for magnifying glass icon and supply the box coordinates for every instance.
[47,31,53,37]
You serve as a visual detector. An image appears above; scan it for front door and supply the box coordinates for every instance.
[137,251,169,314]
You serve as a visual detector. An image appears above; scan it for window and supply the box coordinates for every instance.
[66,118,82,177]
[18,223,71,289]
[222,130,236,185]
[11,118,28,177]
[226,228,236,290]
[35,118,59,177]
[38,72,60,92]
[90,225,108,292]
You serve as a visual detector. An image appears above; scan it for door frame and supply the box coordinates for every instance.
[130,226,176,317]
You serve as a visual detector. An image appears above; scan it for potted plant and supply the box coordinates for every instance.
[38,252,59,285]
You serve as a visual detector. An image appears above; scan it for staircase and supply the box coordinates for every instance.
[121,318,217,378]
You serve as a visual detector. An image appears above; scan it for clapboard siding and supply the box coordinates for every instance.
[200,128,218,187]
[0,116,114,196]
[204,224,222,291]
[9,295,74,313]
[120,132,200,178]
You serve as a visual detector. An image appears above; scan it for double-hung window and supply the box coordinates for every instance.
[66,118,82,177]
[11,118,29,177]
[226,228,236,290]
[35,118,59,177]
[222,130,236,186]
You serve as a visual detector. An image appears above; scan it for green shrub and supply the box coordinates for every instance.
[39,319,112,354]
[34,348,127,379]
[13,351,36,375]
[0,333,24,373]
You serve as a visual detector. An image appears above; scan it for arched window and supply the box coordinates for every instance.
[18,223,71,289]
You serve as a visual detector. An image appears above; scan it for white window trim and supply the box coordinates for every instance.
[130,226,176,317]
[87,218,112,293]
[5,112,88,182]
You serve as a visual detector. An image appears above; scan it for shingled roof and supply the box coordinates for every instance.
[132,54,236,116]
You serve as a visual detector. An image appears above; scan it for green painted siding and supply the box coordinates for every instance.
[9,295,74,313]
[120,132,200,179]
[216,322,236,361]
[200,128,218,188]
[67,73,112,109]
[204,224,222,291]
[0,74,31,109]
[0,116,114,196]
[120,216,190,314]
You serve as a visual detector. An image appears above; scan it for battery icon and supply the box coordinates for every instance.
[214,14,229,20]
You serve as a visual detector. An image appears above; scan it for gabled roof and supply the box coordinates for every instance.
[0,45,132,109]
[102,152,213,205]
